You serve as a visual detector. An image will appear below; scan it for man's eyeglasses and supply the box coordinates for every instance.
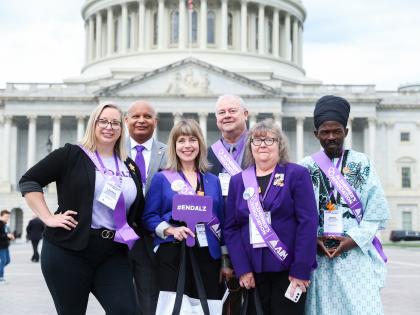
[216,108,241,116]
[96,119,121,130]
[251,138,278,146]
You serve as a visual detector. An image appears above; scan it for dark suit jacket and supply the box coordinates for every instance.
[207,141,247,176]
[143,171,224,259]
[223,163,318,280]
[19,143,145,251]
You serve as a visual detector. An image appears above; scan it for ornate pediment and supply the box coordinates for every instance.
[96,57,280,97]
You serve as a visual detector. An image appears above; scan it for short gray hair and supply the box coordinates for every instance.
[215,95,247,111]
[244,118,290,167]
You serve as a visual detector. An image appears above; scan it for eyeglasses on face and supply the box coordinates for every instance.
[251,138,278,146]
[96,119,121,130]
[216,108,241,116]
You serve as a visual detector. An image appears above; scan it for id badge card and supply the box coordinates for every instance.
[249,211,271,248]
[323,209,344,235]
[219,173,231,196]
[196,223,208,247]
[98,180,122,210]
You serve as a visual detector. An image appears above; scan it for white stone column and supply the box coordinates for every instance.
[240,0,248,52]
[27,116,37,169]
[88,16,95,61]
[107,7,115,55]
[292,17,299,64]
[258,4,265,55]
[273,113,282,130]
[199,112,208,142]
[345,118,353,149]
[95,11,103,58]
[0,116,12,191]
[121,3,128,53]
[281,12,291,60]
[200,0,207,49]
[249,113,257,128]
[138,0,145,51]
[77,116,85,141]
[174,112,183,125]
[296,116,304,161]
[272,8,279,57]
[158,0,165,49]
[298,22,303,67]
[85,21,89,63]
[221,0,228,50]
[52,115,61,151]
[179,0,186,49]
[129,11,136,50]
[368,117,376,162]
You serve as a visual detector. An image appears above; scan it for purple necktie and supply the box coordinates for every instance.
[135,145,146,184]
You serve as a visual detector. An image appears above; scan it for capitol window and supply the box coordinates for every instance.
[191,10,198,44]
[207,11,215,44]
[400,132,410,142]
[153,12,158,46]
[170,11,179,45]
[401,167,411,188]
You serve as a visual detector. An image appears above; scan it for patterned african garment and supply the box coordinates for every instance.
[300,150,390,315]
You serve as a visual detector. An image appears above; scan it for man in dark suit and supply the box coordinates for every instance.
[207,95,249,315]
[26,215,45,262]
[125,100,167,315]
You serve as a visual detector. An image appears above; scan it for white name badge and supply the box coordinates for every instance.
[219,173,231,196]
[196,223,208,247]
[98,180,122,210]
[249,211,271,248]
[323,209,344,235]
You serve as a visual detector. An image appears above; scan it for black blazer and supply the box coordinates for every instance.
[19,143,145,251]
[207,141,247,176]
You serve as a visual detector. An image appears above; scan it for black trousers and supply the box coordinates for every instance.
[31,239,40,261]
[247,271,306,315]
[129,234,159,315]
[156,242,223,300]
[41,236,136,315]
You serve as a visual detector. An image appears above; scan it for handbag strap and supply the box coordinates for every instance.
[189,249,211,315]
[172,242,187,315]
[240,288,264,315]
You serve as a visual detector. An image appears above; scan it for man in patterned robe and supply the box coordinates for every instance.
[300,95,390,315]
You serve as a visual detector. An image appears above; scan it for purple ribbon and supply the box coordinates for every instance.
[162,170,222,242]
[241,166,290,265]
[211,140,242,176]
[311,151,387,263]
[79,145,140,249]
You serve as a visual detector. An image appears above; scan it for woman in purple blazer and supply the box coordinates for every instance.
[223,119,318,314]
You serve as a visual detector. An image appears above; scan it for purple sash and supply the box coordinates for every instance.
[161,170,221,241]
[211,140,242,176]
[311,151,387,263]
[241,166,290,265]
[79,145,139,249]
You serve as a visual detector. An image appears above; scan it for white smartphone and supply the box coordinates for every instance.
[284,282,303,303]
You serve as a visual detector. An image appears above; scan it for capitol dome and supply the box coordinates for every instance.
[80,0,311,85]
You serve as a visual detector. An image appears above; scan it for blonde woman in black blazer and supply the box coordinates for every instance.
[19,103,144,315]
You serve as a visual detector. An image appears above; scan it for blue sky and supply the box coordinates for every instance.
[0,0,419,90]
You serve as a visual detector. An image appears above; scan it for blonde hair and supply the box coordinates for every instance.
[166,119,209,172]
[244,118,290,167]
[79,102,128,161]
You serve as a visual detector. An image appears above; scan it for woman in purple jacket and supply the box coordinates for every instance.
[223,119,318,314]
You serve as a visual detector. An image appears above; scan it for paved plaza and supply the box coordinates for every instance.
[1,241,419,314]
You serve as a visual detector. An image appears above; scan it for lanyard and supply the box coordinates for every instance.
[258,169,277,207]
[328,152,344,201]
[179,171,202,194]
[95,151,122,183]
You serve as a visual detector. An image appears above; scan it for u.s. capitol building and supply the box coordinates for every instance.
[1,0,419,240]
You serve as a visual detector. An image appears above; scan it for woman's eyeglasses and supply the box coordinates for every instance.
[251,138,278,146]
[96,119,121,130]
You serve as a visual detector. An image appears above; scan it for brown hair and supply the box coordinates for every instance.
[166,119,209,172]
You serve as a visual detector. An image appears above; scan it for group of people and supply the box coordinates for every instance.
[19,94,389,315]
